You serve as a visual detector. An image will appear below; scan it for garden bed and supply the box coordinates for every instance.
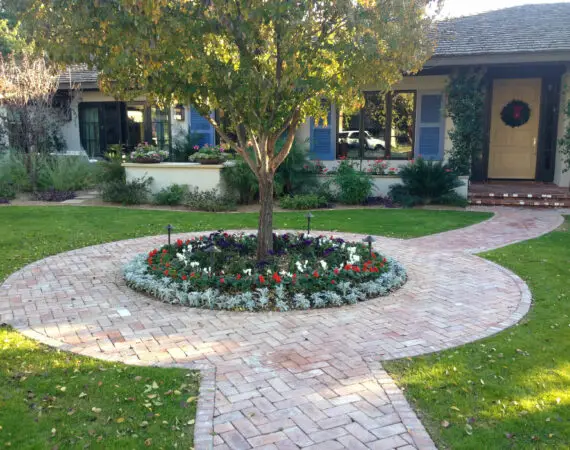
[124,231,406,311]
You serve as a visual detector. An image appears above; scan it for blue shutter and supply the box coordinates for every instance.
[416,94,443,161]
[189,107,215,146]
[310,109,335,160]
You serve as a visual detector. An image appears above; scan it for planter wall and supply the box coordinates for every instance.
[123,162,223,194]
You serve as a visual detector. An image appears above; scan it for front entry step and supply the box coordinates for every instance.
[469,191,570,208]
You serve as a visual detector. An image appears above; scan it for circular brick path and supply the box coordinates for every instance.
[0,208,564,450]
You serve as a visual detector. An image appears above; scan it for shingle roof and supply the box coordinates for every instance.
[434,3,570,57]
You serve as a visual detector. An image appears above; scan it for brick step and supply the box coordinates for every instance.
[469,192,570,201]
[469,198,567,207]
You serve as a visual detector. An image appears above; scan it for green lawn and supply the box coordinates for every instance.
[385,217,570,449]
[0,206,490,449]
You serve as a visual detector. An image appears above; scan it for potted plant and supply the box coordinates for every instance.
[188,144,229,165]
[128,143,169,163]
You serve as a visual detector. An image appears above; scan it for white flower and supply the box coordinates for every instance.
[243,268,252,276]
[319,260,328,271]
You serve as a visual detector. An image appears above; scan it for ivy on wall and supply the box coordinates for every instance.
[558,99,570,185]
[445,69,486,176]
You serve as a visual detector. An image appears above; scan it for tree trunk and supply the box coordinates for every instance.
[256,174,274,260]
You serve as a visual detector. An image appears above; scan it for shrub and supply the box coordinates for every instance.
[0,150,28,192]
[388,158,464,207]
[221,140,319,204]
[279,194,329,210]
[94,156,126,185]
[154,184,188,206]
[332,160,373,205]
[32,188,75,202]
[37,155,96,191]
[0,182,17,201]
[183,187,237,212]
[101,176,153,205]
[221,158,259,204]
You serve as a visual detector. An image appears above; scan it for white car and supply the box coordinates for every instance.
[338,130,386,151]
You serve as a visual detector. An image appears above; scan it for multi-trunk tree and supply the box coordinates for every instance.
[16,0,440,258]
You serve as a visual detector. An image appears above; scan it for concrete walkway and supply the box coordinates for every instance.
[0,208,565,450]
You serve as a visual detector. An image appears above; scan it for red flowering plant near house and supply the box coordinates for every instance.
[125,232,406,311]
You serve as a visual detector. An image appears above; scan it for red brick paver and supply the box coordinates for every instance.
[0,207,564,449]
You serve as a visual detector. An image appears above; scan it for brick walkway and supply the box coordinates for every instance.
[0,207,565,450]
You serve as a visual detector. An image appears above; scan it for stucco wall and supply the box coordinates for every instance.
[124,163,222,194]
[555,71,570,187]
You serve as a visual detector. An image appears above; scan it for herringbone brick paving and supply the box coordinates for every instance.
[0,207,564,449]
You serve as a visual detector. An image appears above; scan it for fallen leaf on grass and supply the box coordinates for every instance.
[91,407,102,414]
[441,420,450,428]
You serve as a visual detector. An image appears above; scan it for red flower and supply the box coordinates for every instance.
[331,280,336,285]
[236,274,242,280]
[190,272,196,278]
[334,268,340,275]
[272,272,282,283]
[313,271,319,278]
[164,270,169,276]
[259,275,265,284]
[220,278,225,284]
[352,265,361,273]
[181,275,188,281]
[162,249,168,254]
[344,264,352,271]
[176,239,183,247]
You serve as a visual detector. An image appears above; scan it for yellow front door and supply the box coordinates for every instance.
[488,78,541,179]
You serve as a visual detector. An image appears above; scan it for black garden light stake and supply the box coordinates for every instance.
[165,224,174,246]
[204,245,221,276]
[305,212,314,235]
[362,235,376,259]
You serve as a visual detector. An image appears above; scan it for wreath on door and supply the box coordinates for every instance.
[501,100,531,128]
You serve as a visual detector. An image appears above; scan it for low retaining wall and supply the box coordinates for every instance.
[123,163,469,199]
[123,163,223,194]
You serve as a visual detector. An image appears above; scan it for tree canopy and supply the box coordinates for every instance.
[14,0,440,256]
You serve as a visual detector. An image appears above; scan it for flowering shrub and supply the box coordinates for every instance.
[188,144,229,164]
[124,232,406,311]
[129,143,169,163]
[367,160,401,176]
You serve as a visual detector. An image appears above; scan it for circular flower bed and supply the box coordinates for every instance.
[123,232,406,311]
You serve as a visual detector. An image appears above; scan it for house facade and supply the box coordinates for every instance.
[57,3,570,187]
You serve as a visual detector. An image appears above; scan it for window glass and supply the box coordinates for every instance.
[390,92,415,160]
[151,107,170,149]
[127,104,145,148]
[79,105,101,158]
[338,91,387,160]
[337,91,415,161]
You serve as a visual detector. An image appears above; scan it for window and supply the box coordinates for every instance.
[151,107,170,148]
[79,102,172,157]
[337,91,416,161]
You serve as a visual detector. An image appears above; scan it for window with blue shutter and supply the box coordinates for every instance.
[416,93,444,161]
[189,107,215,146]
[310,108,335,160]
